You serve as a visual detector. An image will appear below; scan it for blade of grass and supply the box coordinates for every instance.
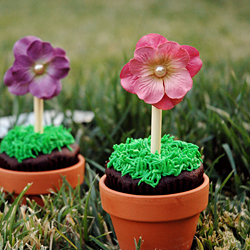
[222,143,241,194]
[86,158,105,173]
[83,175,98,242]
[206,153,225,177]
[213,178,221,231]
[89,235,110,250]
[217,170,234,194]
[213,170,234,230]
[134,237,143,250]
[0,234,3,250]
[54,228,79,250]
[3,184,32,242]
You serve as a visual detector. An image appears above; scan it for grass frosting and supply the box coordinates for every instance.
[0,125,75,163]
[107,134,202,187]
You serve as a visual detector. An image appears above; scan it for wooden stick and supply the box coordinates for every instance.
[34,97,44,133]
[151,105,162,154]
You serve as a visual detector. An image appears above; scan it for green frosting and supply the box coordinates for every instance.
[107,134,202,188]
[0,125,75,163]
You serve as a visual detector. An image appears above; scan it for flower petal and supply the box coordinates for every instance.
[54,47,66,56]
[12,55,35,85]
[130,47,157,77]
[181,45,202,77]
[29,74,59,99]
[47,56,70,79]
[8,82,29,96]
[43,81,62,100]
[133,46,158,62]
[164,68,193,99]
[4,67,15,86]
[136,33,168,50]
[120,63,137,94]
[4,67,30,95]
[129,59,152,78]
[52,81,62,98]
[157,42,189,69]
[27,41,54,63]
[134,75,164,104]
[153,95,183,110]
[13,36,41,58]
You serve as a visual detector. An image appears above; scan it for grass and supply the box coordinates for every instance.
[1,0,250,65]
[0,0,250,248]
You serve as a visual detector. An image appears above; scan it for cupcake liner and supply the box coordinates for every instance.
[0,143,80,172]
[105,164,204,195]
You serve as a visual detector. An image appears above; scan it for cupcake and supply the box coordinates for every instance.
[0,125,79,171]
[105,135,204,195]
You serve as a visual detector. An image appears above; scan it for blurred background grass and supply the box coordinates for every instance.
[1,0,250,64]
[0,0,250,194]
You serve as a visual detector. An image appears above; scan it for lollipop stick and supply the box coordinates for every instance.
[151,105,162,154]
[34,97,44,133]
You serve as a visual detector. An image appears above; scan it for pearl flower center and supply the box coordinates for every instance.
[34,64,45,75]
[154,65,167,78]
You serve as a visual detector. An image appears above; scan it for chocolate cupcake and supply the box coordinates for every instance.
[0,143,79,172]
[0,125,80,171]
[105,165,204,195]
[105,134,204,195]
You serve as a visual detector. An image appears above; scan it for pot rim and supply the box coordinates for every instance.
[100,173,209,222]
[0,154,85,195]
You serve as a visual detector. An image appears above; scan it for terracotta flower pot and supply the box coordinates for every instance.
[99,173,209,250]
[0,155,85,205]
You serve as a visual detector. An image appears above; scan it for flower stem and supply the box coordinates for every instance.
[34,97,44,133]
[151,105,162,154]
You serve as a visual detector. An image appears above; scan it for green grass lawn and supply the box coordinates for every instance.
[1,0,250,65]
[0,0,250,249]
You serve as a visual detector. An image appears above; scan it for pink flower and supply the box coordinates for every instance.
[4,36,70,100]
[120,33,202,110]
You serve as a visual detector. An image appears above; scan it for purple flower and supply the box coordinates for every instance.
[4,36,70,100]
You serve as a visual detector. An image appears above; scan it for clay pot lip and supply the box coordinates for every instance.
[0,154,85,176]
[100,173,209,222]
[0,154,85,195]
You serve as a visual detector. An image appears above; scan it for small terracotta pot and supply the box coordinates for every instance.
[0,155,85,205]
[100,173,209,250]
